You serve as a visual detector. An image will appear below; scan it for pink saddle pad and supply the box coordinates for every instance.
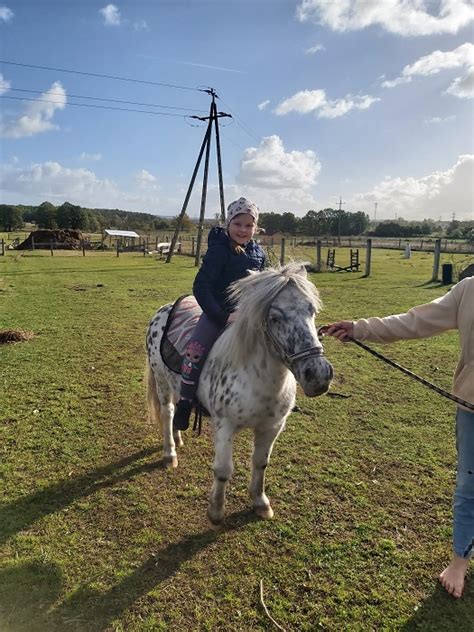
[160,295,202,373]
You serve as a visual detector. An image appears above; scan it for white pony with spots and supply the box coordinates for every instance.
[146,263,333,525]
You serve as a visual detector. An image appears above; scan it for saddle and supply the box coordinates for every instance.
[160,295,202,374]
[160,295,210,432]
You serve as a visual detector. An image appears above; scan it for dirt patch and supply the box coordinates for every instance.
[17,229,83,250]
[0,329,35,344]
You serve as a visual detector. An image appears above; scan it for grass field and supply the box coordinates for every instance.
[1,247,473,631]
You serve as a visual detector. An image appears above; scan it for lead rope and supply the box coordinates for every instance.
[319,328,474,411]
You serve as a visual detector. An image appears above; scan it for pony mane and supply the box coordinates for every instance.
[224,262,322,366]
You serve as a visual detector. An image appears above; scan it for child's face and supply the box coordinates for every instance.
[228,213,256,245]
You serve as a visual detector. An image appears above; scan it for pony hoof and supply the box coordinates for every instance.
[254,504,274,519]
[207,508,224,528]
[163,455,178,469]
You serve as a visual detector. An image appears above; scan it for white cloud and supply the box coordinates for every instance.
[258,100,270,111]
[425,115,456,124]
[381,76,411,89]
[0,73,11,94]
[1,81,67,138]
[383,43,474,93]
[275,89,379,118]
[296,0,474,36]
[133,19,149,31]
[79,152,102,162]
[237,135,321,190]
[99,4,121,26]
[136,169,157,188]
[305,44,325,54]
[0,160,163,212]
[350,155,474,221]
[446,66,474,98]
[0,6,14,22]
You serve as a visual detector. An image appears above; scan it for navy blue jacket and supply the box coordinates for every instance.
[193,226,266,326]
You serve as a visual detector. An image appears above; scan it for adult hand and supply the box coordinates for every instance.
[324,321,354,342]
[227,311,238,324]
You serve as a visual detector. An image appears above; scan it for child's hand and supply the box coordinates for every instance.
[227,312,238,323]
[324,321,354,342]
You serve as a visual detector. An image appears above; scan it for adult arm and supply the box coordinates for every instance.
[354,283,462,343]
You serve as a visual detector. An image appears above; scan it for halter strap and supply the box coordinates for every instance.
[288,346,325,362]
[264,319,325,369]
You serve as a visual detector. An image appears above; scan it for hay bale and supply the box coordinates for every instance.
[0,329,34,344]
[17,229,83,250]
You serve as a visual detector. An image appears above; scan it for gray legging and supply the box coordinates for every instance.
[179,313,223,401]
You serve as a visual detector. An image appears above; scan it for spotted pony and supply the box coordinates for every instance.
[145,262,333,525]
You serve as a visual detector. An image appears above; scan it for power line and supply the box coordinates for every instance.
[0,59,201,92]
[9,87,208,113]
[219,97,262,144]
[0,95,191,117]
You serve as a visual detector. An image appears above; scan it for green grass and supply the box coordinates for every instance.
[0,248,473,631]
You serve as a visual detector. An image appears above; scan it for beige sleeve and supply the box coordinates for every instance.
[353,283,462,344]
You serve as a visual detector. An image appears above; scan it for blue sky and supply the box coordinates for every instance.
[1,0,473,221]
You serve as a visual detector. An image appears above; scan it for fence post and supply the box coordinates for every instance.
[191,237,195,257]
[50,240,54,256]
[431,238,441,282]
[364,239,372,277]
[280,237,286,266]
[1,239,4,256]
[316,240,322,272]
[32,235,35,251]
[116,241,119,257]
[82,240,86,256]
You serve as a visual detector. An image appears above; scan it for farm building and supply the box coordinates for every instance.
[102,229,140,248]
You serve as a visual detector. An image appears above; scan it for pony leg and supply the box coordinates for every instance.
[207,423,235,526]
[250,424,283,518]
[146,362,179,468]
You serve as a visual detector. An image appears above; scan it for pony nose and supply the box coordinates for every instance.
[304,361,333,383]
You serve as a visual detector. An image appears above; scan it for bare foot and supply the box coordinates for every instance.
[439,554,470,598]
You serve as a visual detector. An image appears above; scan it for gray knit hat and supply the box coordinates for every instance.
[226,197,259,226]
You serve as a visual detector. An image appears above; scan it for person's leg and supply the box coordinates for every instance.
[173,313,222,430]
[439,407,474,598]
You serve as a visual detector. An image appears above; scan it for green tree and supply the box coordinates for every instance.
[259,212,282,234]
[57,202,87,230]
[171,213,192,231]
[280,212,298,234]
[0,204,24,231]
[36,201,58,229]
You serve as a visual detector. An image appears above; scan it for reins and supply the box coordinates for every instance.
[319,328,474,411]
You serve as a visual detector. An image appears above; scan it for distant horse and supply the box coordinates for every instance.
[145,263,333,525]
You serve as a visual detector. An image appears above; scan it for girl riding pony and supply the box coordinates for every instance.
[173,197,266,430]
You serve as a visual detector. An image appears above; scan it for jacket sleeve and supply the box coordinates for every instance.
[260,248,267,270]
[193,244,229,327]
[353,281,464,344]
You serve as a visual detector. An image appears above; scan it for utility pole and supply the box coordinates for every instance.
[166,88,231,264]
[374,202,378,222]
[336,196,344,246]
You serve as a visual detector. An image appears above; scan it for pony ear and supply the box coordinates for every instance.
[295,264,307,278]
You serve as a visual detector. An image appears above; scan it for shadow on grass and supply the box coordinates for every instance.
[400,581,473,631]
[0,510,259,631]
[0,446,163,547]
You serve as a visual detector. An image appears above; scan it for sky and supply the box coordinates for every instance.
[0,0,473,222]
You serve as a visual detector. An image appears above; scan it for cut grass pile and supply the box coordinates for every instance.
[0,248,472,631]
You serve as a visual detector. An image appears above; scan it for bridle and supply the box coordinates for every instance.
[263,304,325,370]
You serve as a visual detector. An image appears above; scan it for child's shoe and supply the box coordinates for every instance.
[173,399,193,431]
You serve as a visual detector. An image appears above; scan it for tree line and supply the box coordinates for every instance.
[0,201,472,241]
